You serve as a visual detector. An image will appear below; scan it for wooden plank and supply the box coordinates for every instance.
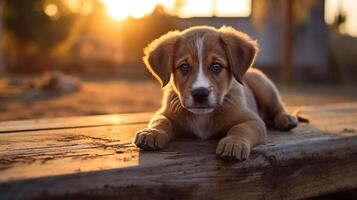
[1,101,352,133]
[0,102,357,200]
[0,112,152,133]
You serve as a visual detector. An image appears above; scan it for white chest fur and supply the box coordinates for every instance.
[186,114,213,140]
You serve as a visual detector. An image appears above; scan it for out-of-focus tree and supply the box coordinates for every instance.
[121,5,176,61]
[4,0,75,52]
[3,0,99,72]
[50,0,98,56]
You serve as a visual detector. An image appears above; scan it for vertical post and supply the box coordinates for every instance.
[0,1,5,75]
[282,0,293,83]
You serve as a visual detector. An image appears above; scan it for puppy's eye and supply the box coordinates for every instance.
[210,62,223,74]
[179,63,190,75]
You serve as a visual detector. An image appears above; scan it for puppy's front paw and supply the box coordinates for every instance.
[216,136,251,162]
[134,128,169,150]
[274,112,298,131]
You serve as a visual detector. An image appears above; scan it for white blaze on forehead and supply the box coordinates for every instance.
[192,36,210,89]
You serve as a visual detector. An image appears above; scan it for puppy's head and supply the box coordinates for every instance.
[144,26,258,115]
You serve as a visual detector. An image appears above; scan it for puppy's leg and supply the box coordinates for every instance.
[244,68,298,131]
[134,113,175,150]
[216,112,266,161]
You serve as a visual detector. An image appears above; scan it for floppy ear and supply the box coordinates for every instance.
[219,26,259,84]
[143,31,180,87]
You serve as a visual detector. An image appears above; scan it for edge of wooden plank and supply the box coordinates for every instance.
[0,112,152,133]
[1,102,357,133]
[1,132,357,200]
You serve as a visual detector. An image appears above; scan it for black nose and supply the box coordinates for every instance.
[191,87,209,104]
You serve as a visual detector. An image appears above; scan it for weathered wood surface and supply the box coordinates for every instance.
[1,102,357,200]
[0,112,152,133]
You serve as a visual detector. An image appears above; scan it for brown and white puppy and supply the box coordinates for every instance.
[134,26,298,161]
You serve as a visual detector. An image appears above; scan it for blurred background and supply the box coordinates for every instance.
[0,0,356,121]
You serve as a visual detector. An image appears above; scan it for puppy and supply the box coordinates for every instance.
[134,26,298,161]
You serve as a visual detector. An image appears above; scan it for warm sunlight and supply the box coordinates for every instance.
[178,0,251,18]
[101,0,131,20]
[215,0,251,17]
[44,3,59,19]
[100,0,251,20]
[325,0,357,37]
[101,0,175,20]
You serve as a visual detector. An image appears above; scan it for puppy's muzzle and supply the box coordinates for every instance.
[191,87,209,104]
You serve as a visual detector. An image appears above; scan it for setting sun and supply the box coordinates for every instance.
[101,0,175,20]
[101,0,131,20]
[100,0,251,20]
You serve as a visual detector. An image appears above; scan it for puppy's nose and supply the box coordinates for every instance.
[191,87,209,104]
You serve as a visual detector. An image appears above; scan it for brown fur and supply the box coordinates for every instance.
[135,26,298,161]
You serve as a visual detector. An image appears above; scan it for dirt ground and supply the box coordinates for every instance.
[1,75,357,121]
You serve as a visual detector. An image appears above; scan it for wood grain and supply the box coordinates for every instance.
[0,102,357,200]
[0,112,152,133]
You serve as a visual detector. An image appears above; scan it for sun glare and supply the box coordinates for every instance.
[178,0,251,18]
[100,0,252,20]
[325,0,357,37]
[101,0,174,20]
[101,0,130,20]
[44,3,59,18]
